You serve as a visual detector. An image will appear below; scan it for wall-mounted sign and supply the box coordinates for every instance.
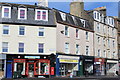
[59,59,78,63]
[25,56,40,59]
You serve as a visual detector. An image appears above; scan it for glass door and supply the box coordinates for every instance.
[59,64,66,76]
[27,63,35,77]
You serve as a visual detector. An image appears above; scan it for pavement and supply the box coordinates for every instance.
[1,76,120,80]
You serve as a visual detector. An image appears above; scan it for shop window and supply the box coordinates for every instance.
[35,60,50,75]
[0,60,4,71]
[13,59,26,75]
[85,63,93,74]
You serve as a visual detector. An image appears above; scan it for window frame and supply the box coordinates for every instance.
[18,43,24,53]
[38,28,44,37]
[18,8,27,20]
[86,32,89,40]
[38,43,44,53]
[2,42,8,52]
[19,26,25,35]
[2,6,11,18]
[35,9,48,21]
[86,46,89,55]
[65,26,69,37]
[65,43,69,54]
[3,25,9,35]
[76,44,80,54]
[76,29,79,39]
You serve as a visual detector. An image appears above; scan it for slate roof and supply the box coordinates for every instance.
[54,9,94,32]
[0,2,56,27]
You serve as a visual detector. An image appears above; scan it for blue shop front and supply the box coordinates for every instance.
[56,53,80,77]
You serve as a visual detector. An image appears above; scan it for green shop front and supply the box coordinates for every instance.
[81,56,94,75]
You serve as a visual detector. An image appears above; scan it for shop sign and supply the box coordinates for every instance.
[85,59,93,62]
[59,59,78,63]
[95,58,105,62]
[25,56,40,59]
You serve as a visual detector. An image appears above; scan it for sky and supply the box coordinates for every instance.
[1,1,119,17]
[48,2,119,17]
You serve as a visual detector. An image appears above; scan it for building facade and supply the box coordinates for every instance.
[92,10,118,76]
[54,9,94,76]
[0,3,56,78]
[70,1,118,76]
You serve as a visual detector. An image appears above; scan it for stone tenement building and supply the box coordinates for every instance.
[0,1,119,79]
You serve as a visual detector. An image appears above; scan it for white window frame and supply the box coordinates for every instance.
[98,49,100,57]
[97,22,100,32]
[76,44,80,54]
[3,25,9,35]
[65,43,69,54]
[80,19,85,27]
[38,28,44,37]
[18,8,27,20]
[35,9,48,21]
[86,46,89,55]
[86,32,89,41]
[60,12,66,21]
[65,26,69,37]
[2,42,8,52]
[76,29,79,39]
[19,26,25,35]
[2,6,11,18]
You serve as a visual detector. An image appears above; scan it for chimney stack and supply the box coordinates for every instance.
[70,0,84,17]
[37,0,48,7]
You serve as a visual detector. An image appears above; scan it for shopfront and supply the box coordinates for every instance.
[83,56,94,75]
[0,54,6,78]
[5,54,55,78]
[94,58,106,75]
[106,59,119,76]
[56,54,80,77]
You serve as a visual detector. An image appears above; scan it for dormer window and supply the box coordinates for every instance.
[80,19,85,27]
[2,6,11,18]
[35,9,48,21]
[18,8,27,19]
[60,12,66,21]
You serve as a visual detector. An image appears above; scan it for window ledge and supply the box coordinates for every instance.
[2,34,10,37]
[38,36,45,38]
[18,35,26,37]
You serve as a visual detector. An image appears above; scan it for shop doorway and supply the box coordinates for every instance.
[27,63,35,77]
[6,62,12,78]
[59,63,78,77]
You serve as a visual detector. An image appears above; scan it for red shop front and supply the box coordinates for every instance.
[13,59,52,78]
[94,58,106,76]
